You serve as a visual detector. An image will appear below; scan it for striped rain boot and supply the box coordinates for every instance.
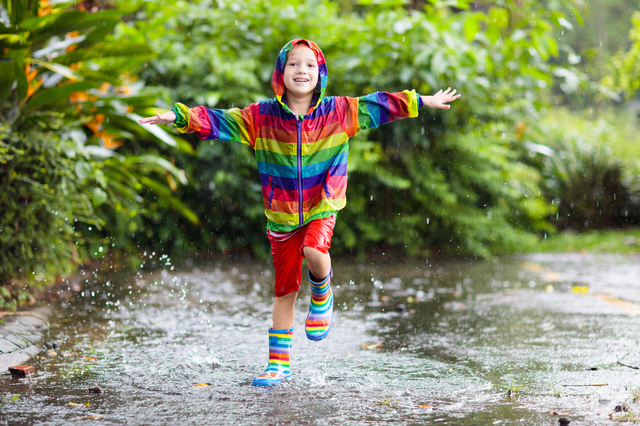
[305,270,333,341]
[252,328,293,386]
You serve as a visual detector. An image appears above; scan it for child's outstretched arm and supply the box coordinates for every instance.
[338,87,461,137]
[421,87,461,110]
[139,111,176,125]
[139,103,258,147]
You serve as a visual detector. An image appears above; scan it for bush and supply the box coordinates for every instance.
[541,109,639,229]
[0,1,197,307]
[0,125,98,309]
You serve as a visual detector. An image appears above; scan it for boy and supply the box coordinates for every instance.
[140,39,460,386]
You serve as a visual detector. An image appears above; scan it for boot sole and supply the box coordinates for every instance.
[252,374,292,386]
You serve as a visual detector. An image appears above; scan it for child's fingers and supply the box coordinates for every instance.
[139,117,158,125]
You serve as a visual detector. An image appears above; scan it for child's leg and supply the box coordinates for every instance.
[272,291,298,329]
[300,217,335,341]
[253,232,303,386]
[303,247,331,281]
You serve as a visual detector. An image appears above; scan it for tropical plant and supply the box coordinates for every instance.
[0,0,196,305]
[544,139,626,229]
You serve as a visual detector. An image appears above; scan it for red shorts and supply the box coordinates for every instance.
[268,216,335,297]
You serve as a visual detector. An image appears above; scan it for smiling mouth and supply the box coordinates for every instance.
[293,78,309,82]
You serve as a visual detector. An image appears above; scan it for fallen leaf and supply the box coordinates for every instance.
[543,272,563,282]
[522,262,543,272]
[346,354,354,357]
[77,415,105,420]
[421,404,432,408]
[548,411,573,415]
[545,284,554,293]
[593,294,640,315]
[83,357,98,362]
[362,342,383,349]
[69,401,90,407]
[192,383,209,388]
[572,286,589,293]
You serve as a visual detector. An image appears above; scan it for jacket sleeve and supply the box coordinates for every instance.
[337,90,423,138]
[172,102,257,148]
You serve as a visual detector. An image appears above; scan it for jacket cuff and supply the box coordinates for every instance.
[172,103,189,132]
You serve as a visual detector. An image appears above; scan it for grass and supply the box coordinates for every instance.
[550,385,562,397]
[499,375,525,396]
[376,398,400,407]
[629,385,640,402]
[614,412,640,422]
[1,394,20,405]
[542,107,640,169]
[532,228,640,254]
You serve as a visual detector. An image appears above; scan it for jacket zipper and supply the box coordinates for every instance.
[296,116,303,228]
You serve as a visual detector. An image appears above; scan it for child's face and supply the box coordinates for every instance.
[283,46,319,99]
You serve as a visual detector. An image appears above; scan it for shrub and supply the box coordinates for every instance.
[0,125,98,309]
[541,114,636,229]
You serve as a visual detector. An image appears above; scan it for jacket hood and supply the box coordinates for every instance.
[271,39,328,116]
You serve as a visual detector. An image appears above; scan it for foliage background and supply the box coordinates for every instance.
[1,0,640,308]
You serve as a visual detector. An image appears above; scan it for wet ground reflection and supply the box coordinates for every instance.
[1,254,640,425]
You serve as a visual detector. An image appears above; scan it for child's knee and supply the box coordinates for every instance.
[302,246,328,259]
[275,290,298,302]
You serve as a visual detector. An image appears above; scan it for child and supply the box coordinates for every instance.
[140,39,460,386]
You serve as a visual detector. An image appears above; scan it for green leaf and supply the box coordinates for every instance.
[0,58,15,102]
[463,14,481,42]
[0,33,30,49]
[21,11,85,33]
[31,58,83,81]
[74,161,91,181]
[138,176,199,225]
[13,59,27,100]
[53,42,155,66]
[26,81,98,106]
[124,155,187,185]
[91,187,108,206]
[81,18,119,45]
[375,169,412,190]
[6,0,27,26]
[84,146,125,161]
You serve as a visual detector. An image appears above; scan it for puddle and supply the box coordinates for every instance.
[1,254,640,425]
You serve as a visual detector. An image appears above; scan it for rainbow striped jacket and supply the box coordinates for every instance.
[174,39,424,233]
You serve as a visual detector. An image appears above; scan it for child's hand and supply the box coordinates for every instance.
[421,88,461,110]
[138,111,177,125]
